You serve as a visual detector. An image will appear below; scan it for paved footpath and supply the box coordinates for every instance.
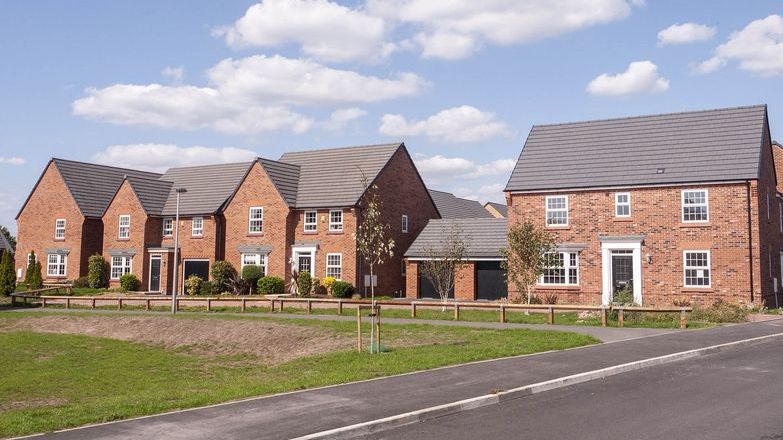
[24,318,783,440]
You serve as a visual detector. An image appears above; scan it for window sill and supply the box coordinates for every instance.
[681,287,713,293]
[46,275,67,279]
[612,218,633,223]
[246,233,264,237]
[536,285,580,291]
[117,238,130,242]
[679,222,711,228]
[327,230,344,235]
[54,238,66,242]
[545,226,570,230]
[190,235,203,239]
[162,235,173,239]
[302,231,318,235]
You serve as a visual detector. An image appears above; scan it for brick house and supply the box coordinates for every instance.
[505,105,780,307]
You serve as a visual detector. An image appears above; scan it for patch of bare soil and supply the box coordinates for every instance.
[0,397,69,412]
[0,316,354,365]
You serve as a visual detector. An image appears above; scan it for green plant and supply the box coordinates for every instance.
[501,220,556,304]
[322,276,336,292]
[28,261,43,290]
[119,274,139,292]
[241,265,264,294]
[72,276,90,289]
[297,271,312,297]
[311,277,327,295]
[331,280,355,298]
[87,254,108,289]
[543,293,558,305]
[257,276,285,295]
[24,250,37,287]
[0,250,15,296]
[210,261,236,294]
[528,295,543,305]
[200,281,214,296]
[612,285,635,305]
[690,299,748,323]
[184,275,203,296]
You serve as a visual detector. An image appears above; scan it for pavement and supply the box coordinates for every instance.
[366,335,783,440]
[24,317,783,440]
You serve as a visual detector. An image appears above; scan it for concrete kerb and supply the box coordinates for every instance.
[293,331,783,440]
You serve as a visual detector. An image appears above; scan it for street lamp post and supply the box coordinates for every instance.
[171,188,187,314]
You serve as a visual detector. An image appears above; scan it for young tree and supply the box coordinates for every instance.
[88,254,108,289]
[418,224,468,311]
[501,220,556,304]
[28,260,43,290]
[24,250,37,287]
[0,250,16,296]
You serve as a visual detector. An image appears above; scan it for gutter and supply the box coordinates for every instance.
[746,180,755,303]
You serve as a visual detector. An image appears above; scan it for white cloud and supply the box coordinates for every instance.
[161,65,184,82]
[323,107,367,131]
[0,192,20,235]
[379,105,510,143]
[0,156,26,165]
[657,23,716,46]
[91,144,259,173]
[695,15,783,76]
[414,154,515,185]
[586,61,669,96]
[369,0,636,59]
[215,0,392,63]
[453,183,506,204]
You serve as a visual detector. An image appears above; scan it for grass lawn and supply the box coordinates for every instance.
[0,311,596,437]
[13,285,106,296]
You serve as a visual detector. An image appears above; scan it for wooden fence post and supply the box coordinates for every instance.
[42,297,47,308]
[118,298,123,310]
[618,307,624,327]
[241,298,247,312]
[91,298,96,309]
[454,304,460,321]
[207,298,212,312]
[10,295,16,307]
[375,306,381,351]
[145,298,150,311]
[600,305,607,327]
[547,306,554,325]
[67,286,73,295]
[65,297,70,309]
[307,300,312,314]
[411,302,417,318]
[680,307,687,329]
[356,307,362,352]
[279,299,284,312]
[176,298,180,311]
[500,305,506,323]
[337,301,343,315]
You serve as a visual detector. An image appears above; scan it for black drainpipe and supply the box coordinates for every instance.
[746,180,755,303]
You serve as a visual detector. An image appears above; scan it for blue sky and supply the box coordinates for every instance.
[2,0,783,234]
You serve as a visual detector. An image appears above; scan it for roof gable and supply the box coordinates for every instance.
[125,176,174,215]
[428,190,493,219]
[258,158,300,206]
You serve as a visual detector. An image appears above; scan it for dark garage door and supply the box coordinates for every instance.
[476,261,507,300]
[183,260,210,291]
[418,272,454,299]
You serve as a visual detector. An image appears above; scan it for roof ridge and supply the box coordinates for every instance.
[164,160,256,172]
[532,104,767,129]
[258,156,300,168]
[53,157,163,176]
[279,142,402,157]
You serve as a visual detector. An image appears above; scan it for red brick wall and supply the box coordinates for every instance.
[102,181,149,289]
[16,162,89,282]
[161,215,220,293]
[291,207,358,287]
[405,259,418,298]
[755,125,781,306]
[454,262,476,300]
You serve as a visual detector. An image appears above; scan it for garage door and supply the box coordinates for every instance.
[183,260,210,289]
[418,272,454,299]
[476,261,507,300]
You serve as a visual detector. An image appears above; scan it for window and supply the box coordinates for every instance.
[683,251,710,287]
[54,219,66,239]
[163,218,173,236]
[402,214,409,233]
[615,193,630,218]
[118,215,130,239]
[46,254,66,277]
[110,256,132,280]
[27,253,35,267]
[192,217,203,236]
[540,252,579,285]
[329,210,343,232]
[240,253,267,275]
[545,196,568,226]
[682,190,708,222]
[326,253,342,279]
[249,207,263,233]
[304,210,317,232]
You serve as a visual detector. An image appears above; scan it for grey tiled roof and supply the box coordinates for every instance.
[428,190,493,219]
[405,218,508,259]
[159,162,254,216]
[259,158,300,206]
[52,159,162,218]
[126,176,173,216]
[506,105,769,192]
[279,143,402,208]
[484,202,508,217]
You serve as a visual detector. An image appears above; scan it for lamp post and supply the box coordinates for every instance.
[171,187,187,314]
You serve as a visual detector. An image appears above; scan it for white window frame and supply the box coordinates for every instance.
[54,219,66,240]
[248,207,263,234]
[304,210,317,232]
[240,253,267,276]
[402,214,409,233]
[681,189,709,223]
[683,250,711,288]
[163,218,173,236]
[614,192,631,218]
[545,195,568,227]
[191,217,204,236]
[329,209,343,232]
[110,256,133,280]
[118,215,130,239]
[539,251,579,286]
[46,254,67,277]
[326,253,342,280]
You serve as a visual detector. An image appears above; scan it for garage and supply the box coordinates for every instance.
[475,261,507,300]
[418,271,454,299]
[182,260,210,291]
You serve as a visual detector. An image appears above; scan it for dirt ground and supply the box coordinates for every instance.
[0,315,355,365]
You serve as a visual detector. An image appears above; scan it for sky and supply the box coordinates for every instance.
[2,0,783,235]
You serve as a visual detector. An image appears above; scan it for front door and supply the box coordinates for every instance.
[149,256,161,292]
[298,255,312,275]
[611,253,633,293]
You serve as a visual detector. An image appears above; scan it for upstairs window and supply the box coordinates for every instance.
[402,214,409,233]
[191,217,203,236]
[118,215,130,239]
[329,209,343,232]
[163,218,173,236]
[47,254,66,277]
[326,253,342,280]
[249,207,263,233]
[682,190,708,222]
[54,219,66,239]
[684,251,710,287]
[615,193,630,218]
[304,210,317,232]
[545,196,568,227]
[540,252,579,285]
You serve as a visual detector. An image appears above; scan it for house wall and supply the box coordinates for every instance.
[404,260,476,300]
[15,162,89,282]
[161,215,219,294]
[291,207,358,287]
[102,181,149,289]
[755,125,781,306]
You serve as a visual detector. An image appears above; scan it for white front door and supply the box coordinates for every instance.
[601,242,643,305]
[291,246,317,277]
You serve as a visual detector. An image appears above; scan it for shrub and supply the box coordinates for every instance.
[72,276,90,288]
[200,281,214,296]
[231,277,251,296]
[184,275,203,296]
[331,281,355,298]
[211,261,236,294]
[543,293,558,305]
[24,250,38,287]
[528,295,543,305]
[88,254,108,289]
[322,276,336,292]
[612,285,635,305]
[297,271,312,297]
[28,261,43,290]
[311,277,327,295]
[241,265,265,294]
[0,250,15,296]
[258,276,285,295]
[119,273,139,292]
[691,299,748,323]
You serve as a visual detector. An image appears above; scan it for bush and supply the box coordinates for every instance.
[184,275,203,296]
[88,254,108,289]
[331,281,355,298]
[200,281,214,296]
[543,293,558,305]
[28,261,43,290]
[72,276,90,288]
[24,250,38,287]
[241,265,265,294]
[0,250,15,296]
[231,277,251,296]
[528,295,543,305]
[119,273,139,292]
[612,285,635,305]
[210,261,236,294]
[322,276,336,293]
[311,277,327,295]
[257,276,285,295]
[297,271,312,297]
[691,299,749,323]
